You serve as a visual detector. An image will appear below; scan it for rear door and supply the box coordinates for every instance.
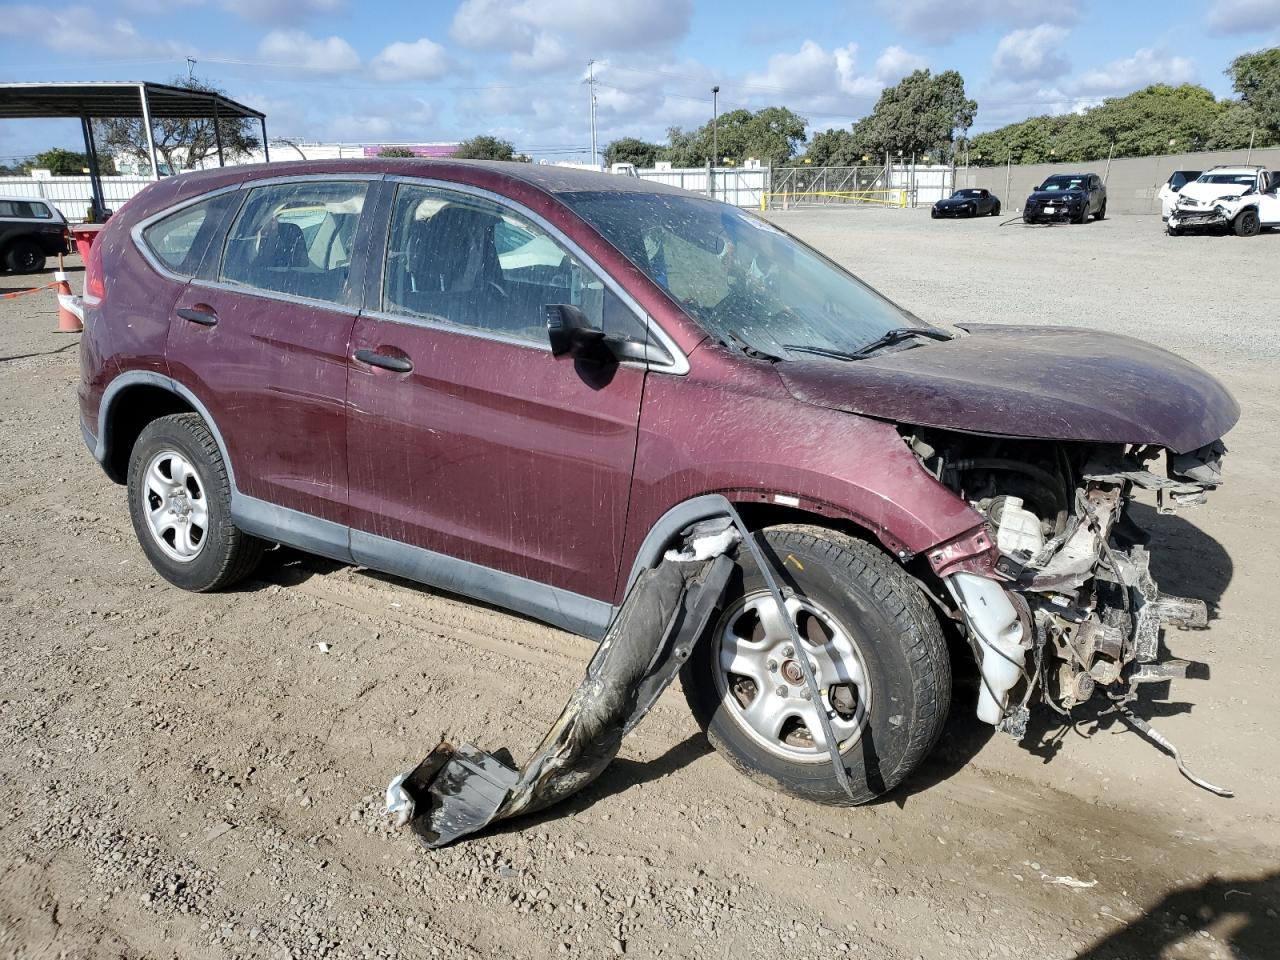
[167,177,374,535]
[345,180,653,628]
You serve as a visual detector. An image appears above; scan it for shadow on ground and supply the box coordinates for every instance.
[1074,871,1280,960]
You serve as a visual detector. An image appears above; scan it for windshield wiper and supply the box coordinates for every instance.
[721,330,783,362]
[783,327,951,363]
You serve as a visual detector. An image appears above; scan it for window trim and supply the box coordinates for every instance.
[371,176,688,375]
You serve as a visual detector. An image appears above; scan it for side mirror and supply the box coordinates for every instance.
[546,304,606,360]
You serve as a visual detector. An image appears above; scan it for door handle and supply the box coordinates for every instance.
[176,306,218,327]
[354,348,413,373]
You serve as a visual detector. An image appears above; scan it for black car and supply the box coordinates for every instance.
[0,196,70,272]
[932,188,1001,218]
[1023,173,1106,224]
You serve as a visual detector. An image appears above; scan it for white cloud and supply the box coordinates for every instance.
[511,33,570,73]
[875,45,929,83]
[991,24,1070,81]
[222,0,343,25]
[450,0,691,54]
[1207,0,1280,34]
[745,41,882,102]
[0,4,185,59]
[1074,47,1196,97]
[878,0,1079,43]
[329,98,439,142]
[370,38,452,83]
[257,30,360,76]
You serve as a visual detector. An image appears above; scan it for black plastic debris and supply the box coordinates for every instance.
[386,529,736,848]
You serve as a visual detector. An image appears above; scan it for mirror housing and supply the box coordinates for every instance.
[546,303,606,359]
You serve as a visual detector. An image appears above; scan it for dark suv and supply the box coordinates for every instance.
[1023,173,1107,224]
[0,195,70,272]
[78,160,1236,805]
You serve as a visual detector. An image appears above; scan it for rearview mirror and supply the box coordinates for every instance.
[546,304,606,360]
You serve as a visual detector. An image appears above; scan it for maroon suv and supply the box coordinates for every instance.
[79,160,1237,804]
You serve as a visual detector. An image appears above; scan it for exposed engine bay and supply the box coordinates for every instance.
[907,428,1228,753]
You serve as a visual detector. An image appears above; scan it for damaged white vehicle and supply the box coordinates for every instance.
[1167,165,1280,237]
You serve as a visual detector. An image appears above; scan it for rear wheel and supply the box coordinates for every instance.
[1095,200,1107,221]
[682,525,951,805]
[1234,208,1261,237]
[4,240,45,273]
[991,203,1001,216]
[127,413,264,591]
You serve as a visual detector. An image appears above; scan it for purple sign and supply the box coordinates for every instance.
[361,144,459,158]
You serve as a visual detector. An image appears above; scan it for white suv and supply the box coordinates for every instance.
[1167,166,1280,237]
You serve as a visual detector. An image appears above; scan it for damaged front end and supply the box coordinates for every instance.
[909,430,1227,746]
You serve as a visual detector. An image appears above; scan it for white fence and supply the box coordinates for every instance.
[886,164,954,206]
[0,175,154,222]
[638,166,770,208]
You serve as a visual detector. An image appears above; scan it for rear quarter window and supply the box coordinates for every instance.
[141,194,238,276]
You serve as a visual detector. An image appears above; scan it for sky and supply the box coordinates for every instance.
[1,0,1278,165]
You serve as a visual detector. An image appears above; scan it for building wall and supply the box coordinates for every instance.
[957,146,1280,216]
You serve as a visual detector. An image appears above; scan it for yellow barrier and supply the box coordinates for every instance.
[760,189,907,211]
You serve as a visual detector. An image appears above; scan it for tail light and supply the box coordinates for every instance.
[83,236,106,303]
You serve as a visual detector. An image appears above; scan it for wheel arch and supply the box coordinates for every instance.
[621,491,903,598]
[97,372,232,486]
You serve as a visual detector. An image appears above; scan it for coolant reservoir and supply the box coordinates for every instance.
[990,496,1044,558]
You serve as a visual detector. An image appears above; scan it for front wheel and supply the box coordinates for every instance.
[5,240,46,273]
[991,203,1001,217]
[1234,208,1261,237]
[127,413,265,591]
[682,525,951,805]
[1095,201,1106,221]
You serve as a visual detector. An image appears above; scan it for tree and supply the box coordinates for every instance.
[451,135,517,161]
[93,76,258,175]
[660,106,808,167]
[848,69,976,161]
[968,83,1272,164]
[798,128,863,166]
[1229,47,1280,137]
[377,146,417,158]
[604,137,662,168]
[20,148,116,176]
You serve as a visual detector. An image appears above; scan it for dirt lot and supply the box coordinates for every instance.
[1,210,1277,960]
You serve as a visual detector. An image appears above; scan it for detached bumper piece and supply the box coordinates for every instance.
[386,533,736,849]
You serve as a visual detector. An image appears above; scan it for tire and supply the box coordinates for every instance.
[1095,201,1106,221]
[1233,208,1261,237]
[930,209,938,219]
[4,240,46,273]
[127,413,264,592]
[682,525,951,805]
[991,203,1001,217]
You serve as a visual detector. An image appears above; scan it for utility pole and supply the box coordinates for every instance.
[186,57,197,80]
[711,85,720,200]
[586,60,598,168]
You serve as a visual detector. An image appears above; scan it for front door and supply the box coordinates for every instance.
[346,182,648,627]
[168,178,373,529]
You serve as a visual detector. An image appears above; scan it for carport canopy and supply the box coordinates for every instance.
[0,81,268,218]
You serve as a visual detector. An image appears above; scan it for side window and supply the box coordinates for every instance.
[142,194,237,276]
[0,199,51,219]
[382,183,646,343]
[220,180,367,304]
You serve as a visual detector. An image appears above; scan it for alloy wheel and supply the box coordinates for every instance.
[713,590,872,763]
[142,449,209,562]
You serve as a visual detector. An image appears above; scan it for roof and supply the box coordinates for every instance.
[0,81,265,121]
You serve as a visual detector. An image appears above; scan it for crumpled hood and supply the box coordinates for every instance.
[776,324,1239,454]
[1028,189,1085,203]
[1176,181,1251,206]
[935,196,976,208]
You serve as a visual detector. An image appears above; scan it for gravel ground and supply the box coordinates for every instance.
[1,210,1277,960]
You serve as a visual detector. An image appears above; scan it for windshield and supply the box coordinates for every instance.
[559,190,927,357]
[953,189,983,198]
[1038,176,1086,192]
[1196,172,1257,186]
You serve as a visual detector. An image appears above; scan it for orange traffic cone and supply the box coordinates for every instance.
[55,269,83,333]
